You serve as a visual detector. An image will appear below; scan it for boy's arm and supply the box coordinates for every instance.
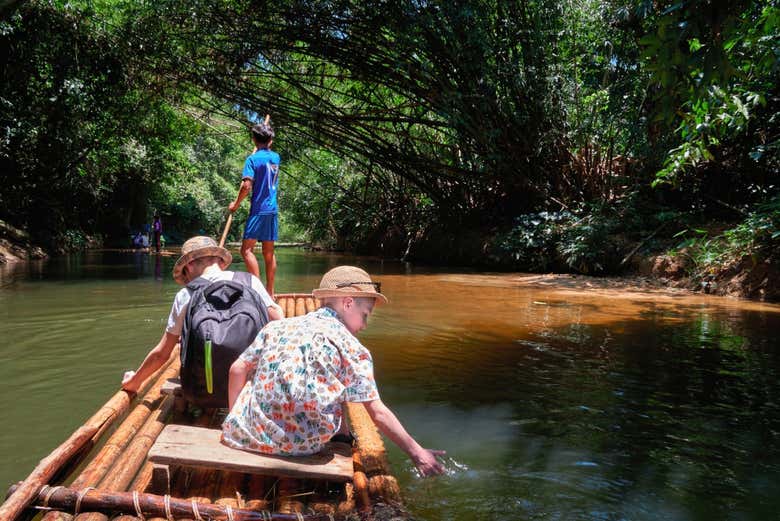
[121,331,179,393]
[361,399,446,477]
[227,358,253,410]
[228,179,253,213]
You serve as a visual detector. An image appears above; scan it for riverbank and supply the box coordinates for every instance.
[2,220,777,303]
[0,221,47,264]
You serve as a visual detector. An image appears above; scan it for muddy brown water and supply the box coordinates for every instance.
[2,249,780,520]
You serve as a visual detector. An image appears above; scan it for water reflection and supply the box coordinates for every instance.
[2,250,780,520]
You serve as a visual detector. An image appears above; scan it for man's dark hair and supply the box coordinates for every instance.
[251,123,274,144]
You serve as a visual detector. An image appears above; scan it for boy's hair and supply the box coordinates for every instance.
[251,123,274,144]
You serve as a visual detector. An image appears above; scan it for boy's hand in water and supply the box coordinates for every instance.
[412,448,447,476]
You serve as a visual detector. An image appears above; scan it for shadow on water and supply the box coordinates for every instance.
[2,249,780,520]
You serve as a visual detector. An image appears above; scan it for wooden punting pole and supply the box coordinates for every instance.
[14,486,340,521]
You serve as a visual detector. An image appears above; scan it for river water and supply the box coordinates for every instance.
[2,248,780,520]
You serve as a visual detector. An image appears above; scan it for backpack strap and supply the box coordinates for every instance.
[231,270,253,288]
[231,271,270,322]
[181,276,213,365]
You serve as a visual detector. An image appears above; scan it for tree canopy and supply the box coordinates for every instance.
[1,0,777,266]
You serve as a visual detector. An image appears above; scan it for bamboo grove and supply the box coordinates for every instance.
[1,0,778,270]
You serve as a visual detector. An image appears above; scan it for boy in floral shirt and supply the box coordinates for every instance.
[222,266,445,477]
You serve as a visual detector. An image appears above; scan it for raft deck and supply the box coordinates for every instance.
[0,294,404,521]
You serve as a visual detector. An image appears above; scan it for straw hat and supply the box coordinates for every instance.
[172,236,232,285]
[312,266,388,305]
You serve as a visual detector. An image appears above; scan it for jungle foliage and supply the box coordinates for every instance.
[1,0,778,271]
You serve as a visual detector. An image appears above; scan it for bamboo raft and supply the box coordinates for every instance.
[1,294,405,521]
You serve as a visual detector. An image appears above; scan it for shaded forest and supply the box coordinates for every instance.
[1,1,778,283]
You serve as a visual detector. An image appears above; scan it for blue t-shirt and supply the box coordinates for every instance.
[242,149,280,215]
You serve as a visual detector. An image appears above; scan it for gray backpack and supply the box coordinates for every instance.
[180,272,269,408]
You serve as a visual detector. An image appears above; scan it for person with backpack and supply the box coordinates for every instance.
[121,236,283,408]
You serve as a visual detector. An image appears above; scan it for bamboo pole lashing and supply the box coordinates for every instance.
[22,486,338,521]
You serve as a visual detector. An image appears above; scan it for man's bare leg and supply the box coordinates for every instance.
[240,238,260,278]
[261,240,277,296]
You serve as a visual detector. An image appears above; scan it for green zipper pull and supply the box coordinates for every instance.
[205,339,213,394]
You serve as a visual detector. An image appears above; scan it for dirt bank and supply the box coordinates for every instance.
[636,252,780,302]
[0,220,47,263]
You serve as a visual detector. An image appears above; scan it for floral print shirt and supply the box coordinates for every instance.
[222,307,379,455]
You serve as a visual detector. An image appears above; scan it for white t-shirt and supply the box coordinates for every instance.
[166,265,280,336]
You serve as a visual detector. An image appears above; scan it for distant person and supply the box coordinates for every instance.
[152,214,162,253]
[228,122,280,297]
[122,236,283,407]
[222,266,446,477]
[132,232,144,249]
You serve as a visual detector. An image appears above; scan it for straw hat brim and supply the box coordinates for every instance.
[172,246,232,285]
[312,288,388,305]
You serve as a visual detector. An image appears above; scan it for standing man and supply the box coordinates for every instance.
[152,213,162,253]
[229,121,280,297]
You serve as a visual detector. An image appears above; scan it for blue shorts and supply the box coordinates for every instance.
[243,213,278,241]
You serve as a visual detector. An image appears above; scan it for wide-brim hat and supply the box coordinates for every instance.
[312,265,388,305]
[172,236,232,285]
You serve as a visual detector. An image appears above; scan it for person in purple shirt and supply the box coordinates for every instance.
[229,122,280,296]
[152,213,162,253]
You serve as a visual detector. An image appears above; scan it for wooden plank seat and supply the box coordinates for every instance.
[148,425,354,483]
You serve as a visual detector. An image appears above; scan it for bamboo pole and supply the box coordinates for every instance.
[350,454,370,512]
[243,476,271,511]
[334,483,355,518]
[18,486,338,521]
[74,396,175,521]
[98,398,174,491]
[214,472,244,508]
[5,344,181,521]
[70,362,179,489]
[286,298,297,319]
[345,403,389,476]
[294,298,306,317]
[275,478,305,515]
[304,298,316,313]
[0,425,99,521]
[41,361,180,521]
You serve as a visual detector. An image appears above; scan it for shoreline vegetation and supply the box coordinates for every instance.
[1,2,777,302]
[2,220,777,303]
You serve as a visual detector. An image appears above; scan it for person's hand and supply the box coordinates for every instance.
[412,448,447,477]
[122,370,138,393]
[228,201,239,213]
